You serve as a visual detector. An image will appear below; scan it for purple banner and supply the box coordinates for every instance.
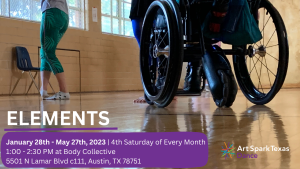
[1,132,208,168]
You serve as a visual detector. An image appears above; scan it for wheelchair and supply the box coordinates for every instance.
[139,0,289,108]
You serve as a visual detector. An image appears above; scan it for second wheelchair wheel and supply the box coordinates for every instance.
[140,0,183,108]
[233,0,288,105]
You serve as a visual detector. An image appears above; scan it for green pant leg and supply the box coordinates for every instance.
[40,8,68,75]
[40,12,52,72]
[58,10,69,43]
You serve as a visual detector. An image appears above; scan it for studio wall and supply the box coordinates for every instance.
[0,0,298,95]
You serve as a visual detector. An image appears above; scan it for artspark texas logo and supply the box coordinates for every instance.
[221,142,235,159]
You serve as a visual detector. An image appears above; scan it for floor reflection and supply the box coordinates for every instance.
[142,103,291,169]
[0,89,298,168]
[40,100,70,130]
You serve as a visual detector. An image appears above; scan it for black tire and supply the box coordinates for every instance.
[233,0,288,105]
[140,0,183,108]
[206,45,237,107]
[225,72,238,107]
[144,93,154,105]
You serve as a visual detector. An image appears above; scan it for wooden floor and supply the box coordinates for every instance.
[1,89,300,169]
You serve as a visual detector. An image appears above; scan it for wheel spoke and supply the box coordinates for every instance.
[162,38,167,46]
[158,32,168,47]
[258,56,265,93]
[158,57,169,77]
[248,55,251,75]
[249,56,260,74]
[157,30,168,47]
[264,57,273,88]
[156,30,162,44]
[254,55,276,76]
[265,44,278,49]
[265,30,276,47]
[158,58,166,68]
[266,52,279,61]
[251,57,264,92]
[156,30,161,44]
[263,8,265,46]
[260,16,271,35]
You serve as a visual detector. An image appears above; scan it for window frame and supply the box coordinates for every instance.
[101,0,133,37]
[68,0,86,29]
[7,0,41,22]
[0,0,86,30]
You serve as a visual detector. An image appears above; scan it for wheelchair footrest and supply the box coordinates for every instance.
[176,89,201,96]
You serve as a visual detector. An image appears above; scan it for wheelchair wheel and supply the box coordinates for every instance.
[140,0,183,108]
[144,93,154,105]
[233,0,288,105]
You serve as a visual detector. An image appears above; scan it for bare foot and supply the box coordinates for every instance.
[133,97,147,103]
[133,96,177,103]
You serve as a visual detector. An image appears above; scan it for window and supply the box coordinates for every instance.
[67,0,85,29]
[0,0,9,16]
[9,0,42,22]
[0,0,85,29]
[101,0,133,37]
